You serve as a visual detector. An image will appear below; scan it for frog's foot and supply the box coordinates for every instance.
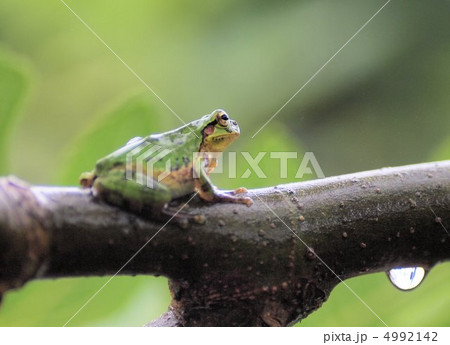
[234,195,253,207]
[208,190,253,207]
[219,188,253,206]
[79,171,96,188]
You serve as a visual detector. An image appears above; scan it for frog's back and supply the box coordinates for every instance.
[92,124,201,195]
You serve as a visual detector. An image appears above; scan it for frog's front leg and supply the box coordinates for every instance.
[194,167,253,206]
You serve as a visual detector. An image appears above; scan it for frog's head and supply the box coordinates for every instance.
[200,109,240,152]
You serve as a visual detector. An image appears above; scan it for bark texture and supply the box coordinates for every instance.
[0,161,449,326]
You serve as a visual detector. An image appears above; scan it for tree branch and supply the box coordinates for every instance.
[0,161,449,326]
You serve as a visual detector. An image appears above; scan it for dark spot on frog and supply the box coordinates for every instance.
[182,156,190,166]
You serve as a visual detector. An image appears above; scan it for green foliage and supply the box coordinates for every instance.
[0,48,29,174]
[58,93,167,185]
[430,136,450,162]
[213,122,308,190]
[0,276,170,326]
[301,264,450,327]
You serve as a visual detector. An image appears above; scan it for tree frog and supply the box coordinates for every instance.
[80,109,252,217]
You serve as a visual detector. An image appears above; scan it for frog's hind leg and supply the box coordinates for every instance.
[92,170,171,218]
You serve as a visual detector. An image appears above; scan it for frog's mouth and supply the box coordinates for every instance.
[211,133,238,142]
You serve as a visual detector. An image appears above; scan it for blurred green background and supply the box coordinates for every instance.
[0,0,449,326]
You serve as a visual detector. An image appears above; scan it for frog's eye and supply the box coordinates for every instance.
[217,112,229,126]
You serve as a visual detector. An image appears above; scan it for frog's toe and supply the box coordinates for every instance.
[241,196,253,207]
[224,187,249,196]
[233,187,248,195]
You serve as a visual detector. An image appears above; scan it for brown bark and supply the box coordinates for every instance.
[0,161,449,326]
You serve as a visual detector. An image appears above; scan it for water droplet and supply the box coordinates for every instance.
[387,267,426,291]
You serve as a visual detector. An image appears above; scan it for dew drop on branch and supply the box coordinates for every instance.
[386,267,426,291]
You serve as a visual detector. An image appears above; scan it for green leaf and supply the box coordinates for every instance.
[58,92,168,185]
[430,136,450,161]
[212,122,309,190]
[0,48,30,174]
[0,276,170,326]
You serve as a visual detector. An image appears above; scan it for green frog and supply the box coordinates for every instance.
[80,109,252,217]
